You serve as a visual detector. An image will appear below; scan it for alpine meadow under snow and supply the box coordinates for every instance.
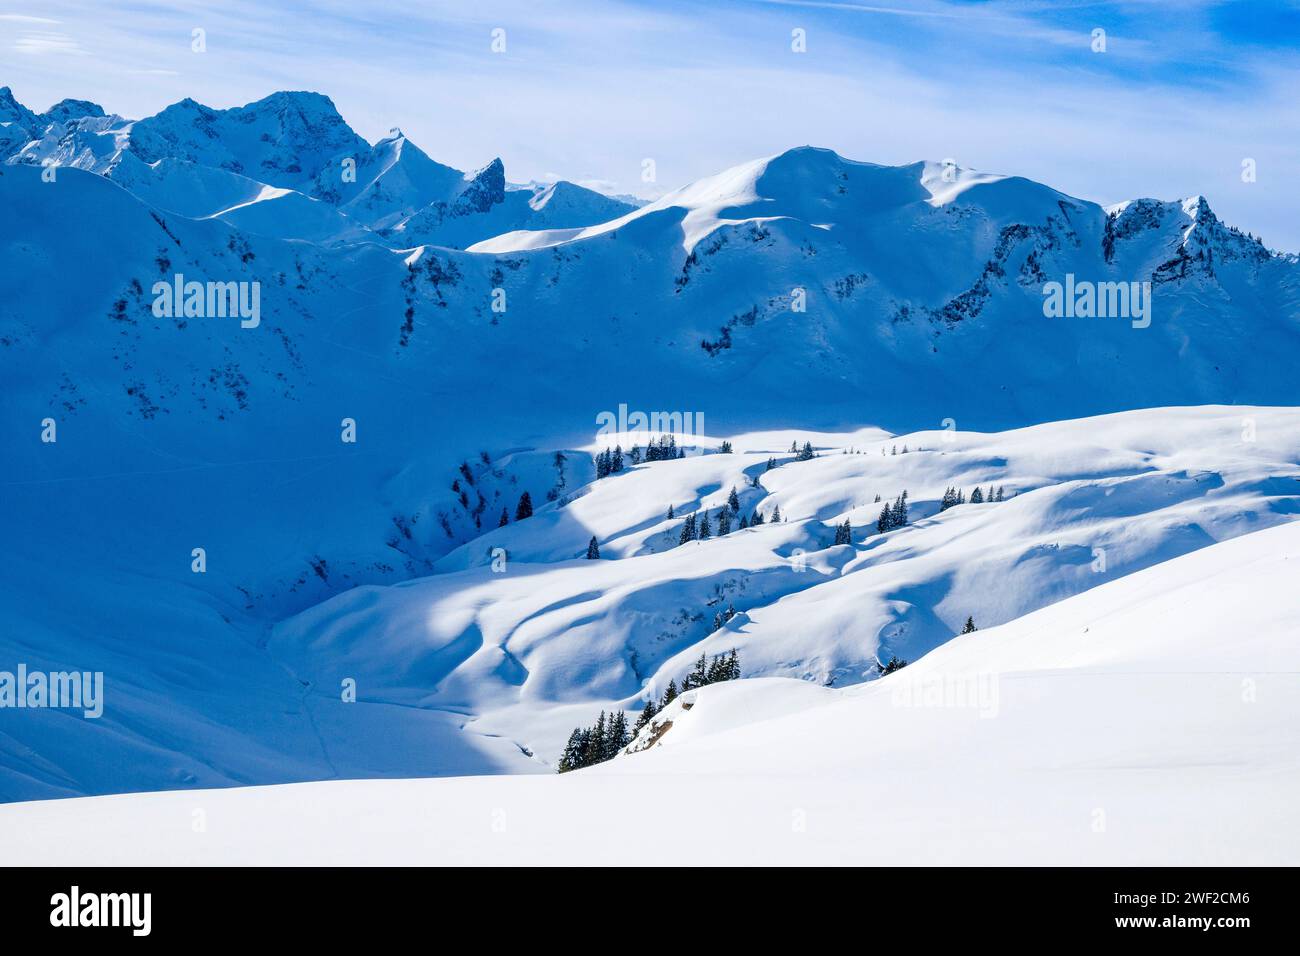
[0,87,1297,864]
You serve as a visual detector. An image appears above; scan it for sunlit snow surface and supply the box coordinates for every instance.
[3,520,1296,864]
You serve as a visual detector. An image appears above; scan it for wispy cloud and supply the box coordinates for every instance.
[12,30,86,55]
[0,13,61,23]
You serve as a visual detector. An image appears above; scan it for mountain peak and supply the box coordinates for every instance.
[41,98,106,126]
[455,157,506,213]
[126,91,370,189]
[0,85,38,132]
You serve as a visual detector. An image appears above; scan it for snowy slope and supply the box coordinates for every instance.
[3,519,1296,865]
[2,85,1299,806]
[3,395,1296,800]
[265,406,1300,773]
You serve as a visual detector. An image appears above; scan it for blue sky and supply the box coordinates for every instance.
[4,0,1299,248]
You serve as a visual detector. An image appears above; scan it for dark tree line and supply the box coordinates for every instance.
[594,445,625,478]
[878,656,908,674]
[557,710,629,773]
[876,491,909,533]
[675,501,783,544]
[595,436,691,479]
[558,650,741,773]
[939,485,1004,511]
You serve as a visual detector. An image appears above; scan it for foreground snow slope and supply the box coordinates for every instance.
[4,520,1295,865]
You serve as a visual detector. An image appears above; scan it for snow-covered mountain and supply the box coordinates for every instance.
[4,89,637,247]
[1,86,1298,808]
[5,519,1297,864]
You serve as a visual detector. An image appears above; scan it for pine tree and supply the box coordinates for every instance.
[720,440,733,454]
[515,491,533,520]
[874,493,911,532]
[662,679,679,707]
[728,486,740,513]
[605,711,629,758]
[718,508,732,535]
[834,519,852,545]
[879,656,908,675]
[633,699,658,735]
[765,457,776,471]
[771,505,782,523]
[499,507,509,527]
[751,510,765,526]
[557,727,585,773]
[667,503,674,520]
[971,486,984,504]
[688,653,709,689]
[791,441,799,453]
[585,536,600,559]
[995,485,1005,502]
[706,653,724,683]
[582,712,607,767]
[797,441,815,461]
[698,512,712,539]
[961,616,977,634]
[738,514,749,529]
[678,512,698,544]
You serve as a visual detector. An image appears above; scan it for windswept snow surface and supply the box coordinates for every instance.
[3,520,1296,865]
